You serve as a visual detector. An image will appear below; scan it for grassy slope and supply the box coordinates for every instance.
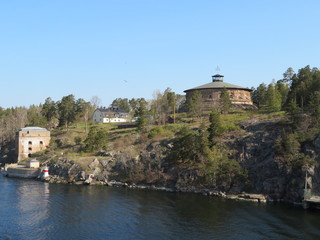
[33,109,286,170]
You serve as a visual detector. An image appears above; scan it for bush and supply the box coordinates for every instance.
[148,125,175,139]
[83,126,108,153]
[74,136,82,145]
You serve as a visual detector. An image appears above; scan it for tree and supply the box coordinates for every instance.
[75,98,92,133]
[168,126,202,164]
[84,126,108,152]
[27,105,46,127]
[275,81,289,109]
[208,109,223,145]
[41,97,58,128]
[150,88,177,125]
[219,88,231,114]
[265,82,282,112]
[187,90,203,120]
[111,98,130,112]
[135,98,148,131]
[90,96,101,109]
[151,90,167,125]
[58,94,77,130]
[166,89,176,123]
[252,83,267,108]
[308,91,320,127]
[282,67,295,84]
[0,107,28,145]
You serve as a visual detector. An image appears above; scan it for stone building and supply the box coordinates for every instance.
[184,74,253,109]
[93,107,130,124]
[16,127,50,161]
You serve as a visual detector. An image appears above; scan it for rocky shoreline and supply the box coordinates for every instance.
[0,162,303,206]
[42,172,269,204]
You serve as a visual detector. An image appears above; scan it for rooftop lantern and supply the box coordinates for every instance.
[212,74,224,82]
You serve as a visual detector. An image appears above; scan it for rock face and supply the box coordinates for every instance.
[45,115,320,204]
[47,159,83,183]
[235,116,320,203]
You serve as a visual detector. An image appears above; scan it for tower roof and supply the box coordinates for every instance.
[184,75,252,92]
[19,127,49,132]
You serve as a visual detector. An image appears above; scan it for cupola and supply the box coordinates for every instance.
[212,74,224,82]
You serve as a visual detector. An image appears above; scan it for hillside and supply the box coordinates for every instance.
[22,109,320,204]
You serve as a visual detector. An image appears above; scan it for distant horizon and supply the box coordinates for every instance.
[1,1,320,108]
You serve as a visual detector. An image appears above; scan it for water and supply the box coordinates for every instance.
[0,173,319,240]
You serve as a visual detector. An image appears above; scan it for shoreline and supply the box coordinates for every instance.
[41,175,272,204]
[0,170,309,208]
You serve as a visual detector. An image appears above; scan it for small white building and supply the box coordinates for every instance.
[26,159,40,168]
[93,107,130,124]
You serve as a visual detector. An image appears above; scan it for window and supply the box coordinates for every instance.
[28,154,32,157]
[40,141,43,145]
[28,147,32,151]
[28,141,32,145]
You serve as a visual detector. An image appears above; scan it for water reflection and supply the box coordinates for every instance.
[0,173,319,240]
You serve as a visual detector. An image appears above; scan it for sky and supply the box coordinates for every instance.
[1,0,320,108]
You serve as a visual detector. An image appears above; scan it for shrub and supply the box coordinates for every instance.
[74,136,82,145]
[83,126,108,152]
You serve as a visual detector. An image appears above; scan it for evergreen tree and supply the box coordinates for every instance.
[208,109,223,145]
[308,91,320,127]
[41,97,58,128]
[252,83,267,108]
[282,67,295,84]
[58,94,77,130]
[265,82,282,112]
[166,89,176,123]
[219,88,231,114]
[275,81,289,109]
[135,98,148,131]
[187,90,203,120]
[84,126,108,152]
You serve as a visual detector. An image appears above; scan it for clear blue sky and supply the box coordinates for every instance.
[1,0,320,108]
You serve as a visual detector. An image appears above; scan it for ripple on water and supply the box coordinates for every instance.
[0,174,320,240]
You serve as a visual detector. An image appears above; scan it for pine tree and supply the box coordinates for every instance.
[187,90,203,120]
[57,94,77,130]
[265,82,281,112]
[84,126,108,152]
[219,88,231,114]
[135,98,148,131]
[208,109,223,145]
[41,97,58,128]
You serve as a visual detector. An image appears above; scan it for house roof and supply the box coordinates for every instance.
[184,80,252,92]
[19,127,49,132]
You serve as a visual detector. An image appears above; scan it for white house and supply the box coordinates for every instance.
[93,107,130,123]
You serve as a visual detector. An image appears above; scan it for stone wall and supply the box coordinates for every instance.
[186,88,253,109]
[16,130,50,161]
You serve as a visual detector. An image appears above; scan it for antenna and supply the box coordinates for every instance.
[215,65,220,74]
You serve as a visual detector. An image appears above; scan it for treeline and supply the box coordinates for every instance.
[252,66,320,169]
[111,88,185,129]
[0,95,97,146]
[252,66,320,114]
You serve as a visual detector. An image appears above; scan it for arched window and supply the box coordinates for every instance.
[28,141,32,145]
